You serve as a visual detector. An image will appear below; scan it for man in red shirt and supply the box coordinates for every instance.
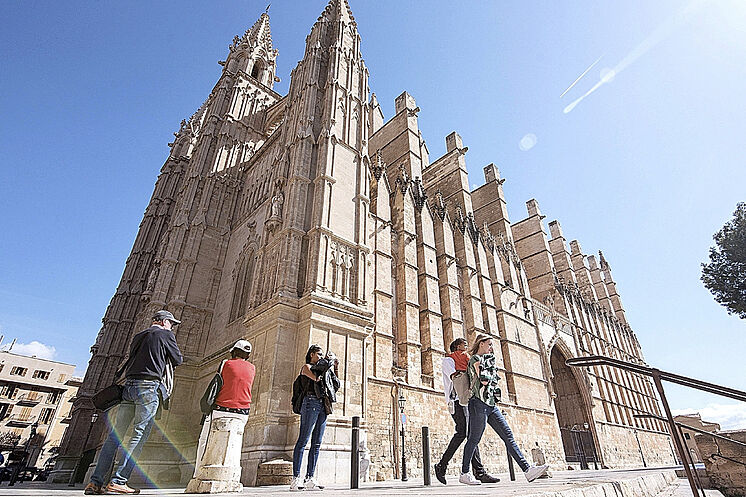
[193,339,255,478]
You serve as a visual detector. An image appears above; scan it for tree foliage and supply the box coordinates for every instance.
[701,202,746,319]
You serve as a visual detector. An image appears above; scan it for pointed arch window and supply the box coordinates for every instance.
[250,60,265,82]
[230,252,256,322]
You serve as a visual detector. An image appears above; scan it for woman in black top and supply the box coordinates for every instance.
[291,345,328,491]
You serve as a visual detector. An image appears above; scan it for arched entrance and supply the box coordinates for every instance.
[549,345,599,468]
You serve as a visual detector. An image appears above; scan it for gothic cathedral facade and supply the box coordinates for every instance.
[56,0,675,486]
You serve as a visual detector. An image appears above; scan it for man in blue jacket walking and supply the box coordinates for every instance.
[85,310,184,495]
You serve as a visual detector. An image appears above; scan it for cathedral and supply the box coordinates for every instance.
[55,0,675,486]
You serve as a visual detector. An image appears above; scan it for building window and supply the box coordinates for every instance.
[10,367,27,377]
[57,374,67,383]
[38,408,54,425]
[32,370,50,380]
[0,364,4,373]
[684,432,691,440]
[48,391,62,404]
[0,385,18,400]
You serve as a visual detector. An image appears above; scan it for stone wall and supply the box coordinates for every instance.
[696,430,746,497]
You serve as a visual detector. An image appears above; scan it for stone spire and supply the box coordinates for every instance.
[224,11,278,88]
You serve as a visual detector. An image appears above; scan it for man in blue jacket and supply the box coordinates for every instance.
[85,310,183,495]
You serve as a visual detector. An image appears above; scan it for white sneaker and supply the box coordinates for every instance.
[459,473,481,485]
[304,477,324,490]
[524,464,549,482]
[290,476,303,491]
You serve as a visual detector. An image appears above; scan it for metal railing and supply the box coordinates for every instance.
[566,355,746,497]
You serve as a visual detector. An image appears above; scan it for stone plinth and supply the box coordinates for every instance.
[185,415,246,493]
[256,458,293,486]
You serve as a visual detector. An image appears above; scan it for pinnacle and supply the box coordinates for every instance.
[244,10,274,50]
[320,0,356,26]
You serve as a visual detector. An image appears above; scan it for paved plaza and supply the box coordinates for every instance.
[0,467,724,497]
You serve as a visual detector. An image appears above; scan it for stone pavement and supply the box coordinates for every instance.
[0,467,721,497]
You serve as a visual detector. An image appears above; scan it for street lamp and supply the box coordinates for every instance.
[398,393,407,481]
[68,411,99,486]
[9,421,39,486]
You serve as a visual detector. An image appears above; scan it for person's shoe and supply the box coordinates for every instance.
[434,462,447,485]
[83,483,104,495]
[459,473,481,485]
[524,464,549,483]
[304,477,324,490]
[104,482,141,494]
[476,472,500,483]
[289,476,304,491]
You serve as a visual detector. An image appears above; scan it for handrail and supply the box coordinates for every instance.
[711,453,746,468]
[566,354,746,497]
[565,356,746,403]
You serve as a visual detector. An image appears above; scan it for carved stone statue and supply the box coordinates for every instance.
[270,191,284,218]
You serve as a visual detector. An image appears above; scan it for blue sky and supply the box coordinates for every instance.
[1,1,744,428]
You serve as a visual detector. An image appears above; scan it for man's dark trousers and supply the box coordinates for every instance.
[438,403,484,473]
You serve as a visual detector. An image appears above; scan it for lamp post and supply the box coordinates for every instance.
[9,421,38,486]
[398,393,407,481]
[68,411,98,486]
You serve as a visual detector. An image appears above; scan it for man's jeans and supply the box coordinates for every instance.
[438,404,485,475]
[292,395,328,478]
[90,379,160,486]
[462,397,530,474]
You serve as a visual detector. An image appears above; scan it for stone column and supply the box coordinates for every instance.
[186,415,247,493]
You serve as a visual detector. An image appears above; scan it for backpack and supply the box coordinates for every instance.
[199,360,226,416]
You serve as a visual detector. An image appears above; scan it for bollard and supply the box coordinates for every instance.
[422,426,431,486]
[506,442,516,481]
[351,416,360,489]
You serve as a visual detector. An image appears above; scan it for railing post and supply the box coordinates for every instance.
[422,426,431,486]
[652,369,699,497]
[506,442,516,481]
[351,416,360,489]
[677,424,706,497]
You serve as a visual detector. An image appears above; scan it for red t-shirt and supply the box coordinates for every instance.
[448,351,469,372]
[215,358,256,409]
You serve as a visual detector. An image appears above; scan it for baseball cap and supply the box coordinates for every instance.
[231,339,252,355]
[152,310,181,325]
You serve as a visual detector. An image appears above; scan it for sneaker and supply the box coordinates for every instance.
[104,482,141,494]
[434,462,447,485]
[304,477,324,490]
[459,472,481,485]
[83,483,104,495]
[476,472,500,483]
[290,476,303,491]
[524,464,549,483]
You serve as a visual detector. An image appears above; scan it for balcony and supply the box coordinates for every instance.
[15,394,41,406]
[6,415,36,427]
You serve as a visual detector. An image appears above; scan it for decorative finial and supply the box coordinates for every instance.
[265,3,271,14]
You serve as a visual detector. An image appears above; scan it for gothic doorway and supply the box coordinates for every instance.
[550,345,600,468]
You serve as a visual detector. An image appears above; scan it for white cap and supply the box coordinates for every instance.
[231,339,252,355]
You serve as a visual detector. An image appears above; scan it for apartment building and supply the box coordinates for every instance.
[0,350,79,469]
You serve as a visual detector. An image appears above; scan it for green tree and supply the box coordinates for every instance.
[701,202,746,319]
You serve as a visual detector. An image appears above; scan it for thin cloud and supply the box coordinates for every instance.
[673,403,746,431]
[519,133,538,151]
[2,340,58,360]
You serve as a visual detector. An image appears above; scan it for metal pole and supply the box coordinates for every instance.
[422,426,431,486]
[506,442,515,481]
[351,416,360,489]
[401,423,407,481]
[652,370,698,497]
[677,425,706,497]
